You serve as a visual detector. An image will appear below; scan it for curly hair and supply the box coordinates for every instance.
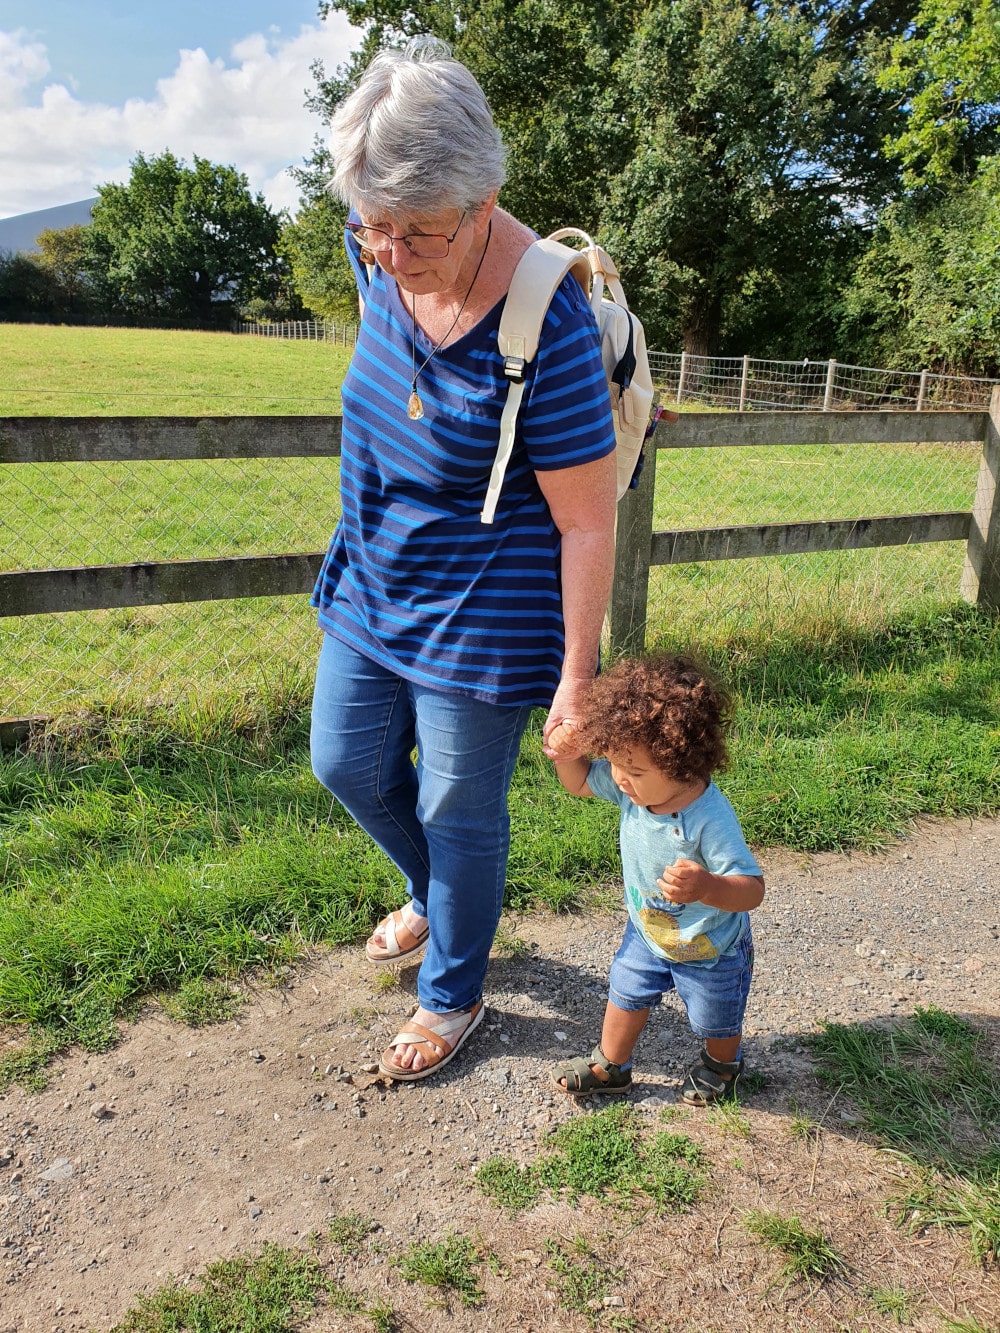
[578,654,732,783]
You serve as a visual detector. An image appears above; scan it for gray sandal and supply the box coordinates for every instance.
[552,1045,633,1097]
[682,1047,743,1105]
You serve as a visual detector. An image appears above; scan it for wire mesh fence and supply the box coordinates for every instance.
[2,454,341,720]
[234,319,358,345]
[230,323,999,411]
[648,352,999,412]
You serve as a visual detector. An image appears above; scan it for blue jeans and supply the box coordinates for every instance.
[310,633,533,1013]
[608,916,754,1040]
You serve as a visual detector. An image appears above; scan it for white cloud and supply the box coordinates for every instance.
[0,17,358,219]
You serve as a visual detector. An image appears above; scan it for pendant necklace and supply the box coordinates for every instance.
[408,219,492,421]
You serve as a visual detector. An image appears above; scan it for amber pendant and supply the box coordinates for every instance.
[407,389,424,421]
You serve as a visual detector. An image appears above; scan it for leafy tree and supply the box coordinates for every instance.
[35,225,95,313]
[0,251,66,321]
[838,152,1000,376]
[85,151,284,322]
[310,0,907,354]
[878,0,1000,187]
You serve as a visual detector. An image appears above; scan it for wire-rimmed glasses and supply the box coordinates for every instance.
[346,217,466,260]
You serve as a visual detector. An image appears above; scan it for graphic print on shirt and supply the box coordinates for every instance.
[625,881,718,962]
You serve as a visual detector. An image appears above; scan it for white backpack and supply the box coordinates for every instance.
[481,226,655,524]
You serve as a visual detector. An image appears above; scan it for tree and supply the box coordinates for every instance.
[35,226,95,313]
[835,0,1000,375]
[85,151,284,322]
[878,0,1000,187]
[310,0,908,354]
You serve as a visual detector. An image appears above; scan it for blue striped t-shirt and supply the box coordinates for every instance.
[311,229,617,707]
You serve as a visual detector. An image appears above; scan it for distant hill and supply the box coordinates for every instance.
[0,199,98,255]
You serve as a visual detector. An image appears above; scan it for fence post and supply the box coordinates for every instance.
[738,355,750,412]
[607,428,658,654]
[676,352,688,405]
[823,358,837,411]
[961,385,1000,611]
[917,369,929,411]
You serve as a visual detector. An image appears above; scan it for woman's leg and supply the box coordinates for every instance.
[410,684,533,1013]
[309,634,430,911]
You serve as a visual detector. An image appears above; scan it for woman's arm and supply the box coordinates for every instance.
[535,451,617,759]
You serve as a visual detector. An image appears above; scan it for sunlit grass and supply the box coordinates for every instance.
[0,324,350,415]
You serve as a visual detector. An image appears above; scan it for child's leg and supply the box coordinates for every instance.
[703,1035,741,1070]
[551,1001,649,1095]
[672,932,754,1105]
[600,1001,650,1066]
[551,919,667,1096]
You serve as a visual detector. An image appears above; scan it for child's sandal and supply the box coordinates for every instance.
[682,1048,744,1105]
[552,1045,632,1097]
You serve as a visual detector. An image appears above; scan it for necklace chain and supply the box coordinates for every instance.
[408,219,492,421]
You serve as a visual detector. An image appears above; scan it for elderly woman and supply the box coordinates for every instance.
[310,38,617,1081]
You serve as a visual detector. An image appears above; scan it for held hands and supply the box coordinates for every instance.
[657,858,712,905]
[545,720,581,759]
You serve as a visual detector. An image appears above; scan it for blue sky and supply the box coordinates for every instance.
[0,1,361,218]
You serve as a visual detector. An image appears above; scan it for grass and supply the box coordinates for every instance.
[2,605,1000,1082]
[544,1234,631,1329]
[808,1006,1000,1264]
[0,324,351,415]
[105,1243,328,1332]
[394,1233,484,1307]
[866,1284,918,1324]
[475,1102,707,1214]
[743,1209,849,1295]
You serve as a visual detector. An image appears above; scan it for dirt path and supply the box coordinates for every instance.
[1,817,998,1333]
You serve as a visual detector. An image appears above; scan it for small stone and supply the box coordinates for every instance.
[90,1103,111,1121]
[40,1159,73,1182]
[249,1049,264,1062]
[248,1205,263,1220]
[554,1031,568,1042]
[361,1062,378,1074]
[603,1296,625,1309]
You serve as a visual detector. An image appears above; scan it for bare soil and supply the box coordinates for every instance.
[2,816,998,1333]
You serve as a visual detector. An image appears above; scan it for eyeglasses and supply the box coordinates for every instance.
[346,217,465,259]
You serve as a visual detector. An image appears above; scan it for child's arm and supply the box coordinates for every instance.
[547,722,594,798]
[657,860,765,912]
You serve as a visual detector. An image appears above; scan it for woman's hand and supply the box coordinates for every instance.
[542,676,592,758]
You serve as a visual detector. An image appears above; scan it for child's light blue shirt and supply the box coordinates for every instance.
[587,760,762,968]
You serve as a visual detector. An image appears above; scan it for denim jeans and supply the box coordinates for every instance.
[608,916,754,1040]
[310,632,533,1013]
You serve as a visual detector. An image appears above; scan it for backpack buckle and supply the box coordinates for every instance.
[503,355,526,383]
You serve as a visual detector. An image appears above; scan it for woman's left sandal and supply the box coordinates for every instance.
[552,1045,632,1097]
[378,1001,484,1082]
[682,1048,744,1105]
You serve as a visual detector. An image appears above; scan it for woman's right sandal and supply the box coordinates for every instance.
[682,1048,744,1105]
[552,1045,632,1097]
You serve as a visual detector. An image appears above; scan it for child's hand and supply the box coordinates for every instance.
[544,720,584,761]
[657,858,711,904]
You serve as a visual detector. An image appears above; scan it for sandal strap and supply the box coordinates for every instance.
[698,1047,743,1078]
[589,1044,625,1076]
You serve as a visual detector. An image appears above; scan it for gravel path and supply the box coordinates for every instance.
[1,815,998,1332]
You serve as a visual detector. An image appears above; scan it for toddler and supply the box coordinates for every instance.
[547,653,764,1104]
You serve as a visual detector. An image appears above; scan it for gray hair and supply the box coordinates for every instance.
[328,37,506,217]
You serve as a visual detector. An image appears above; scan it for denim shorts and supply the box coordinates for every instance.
[608,916,754,1040]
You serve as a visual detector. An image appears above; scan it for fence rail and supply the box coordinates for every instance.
[232,320,999,413]
[3,398,998,750]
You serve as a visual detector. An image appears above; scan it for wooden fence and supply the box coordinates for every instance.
[2,393,998,747]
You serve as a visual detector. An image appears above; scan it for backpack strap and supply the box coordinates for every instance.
[482,238,591,524]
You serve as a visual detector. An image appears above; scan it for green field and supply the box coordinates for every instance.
[0,323,351,415]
